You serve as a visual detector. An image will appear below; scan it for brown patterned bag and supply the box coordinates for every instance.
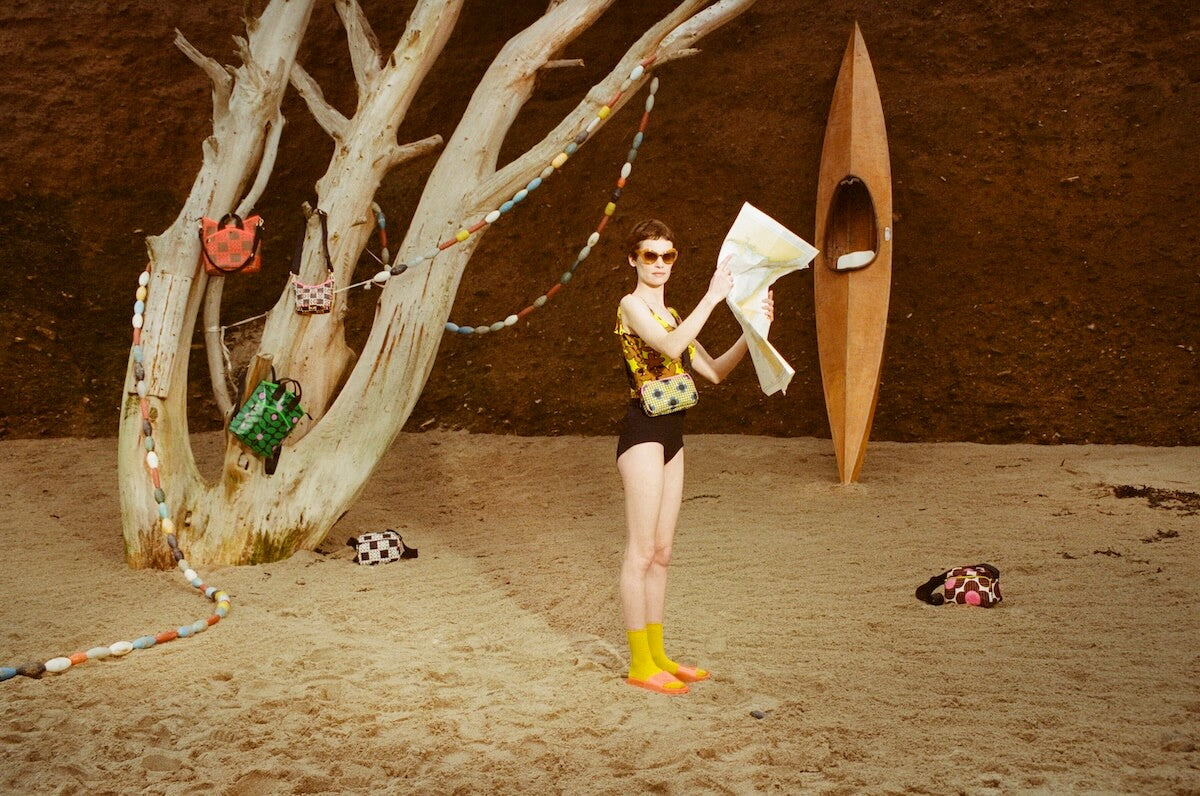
[915,563,1002,607]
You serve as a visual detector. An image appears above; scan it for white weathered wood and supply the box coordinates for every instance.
[120,0,759,567]
[119,0,318,568]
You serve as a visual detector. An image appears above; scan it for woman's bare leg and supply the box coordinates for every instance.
[617,442,666,631]
[644,449,684,624]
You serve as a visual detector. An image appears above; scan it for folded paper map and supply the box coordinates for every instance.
[719,203,818,395]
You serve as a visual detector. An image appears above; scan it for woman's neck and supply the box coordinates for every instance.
[633,284,666,309]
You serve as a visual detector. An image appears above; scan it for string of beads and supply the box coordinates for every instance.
[1,266,232,683]
[360,58,659,334]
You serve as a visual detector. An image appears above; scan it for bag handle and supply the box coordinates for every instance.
[914,570,950,605]
[270,377,302,405]
[290,209,334,280]
[200,212,263,274]
[318,209,332,273]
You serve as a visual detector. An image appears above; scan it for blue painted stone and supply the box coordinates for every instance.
[445,322,459,333]
[633,132,644,148]
[145,438,155,452]
[526,177,542,192]
[157,503,169,518]
[216,606,229,618]
[133,636,156,650]
[565,142,578,156]
[190,620,207,634]
[132,346,142,363]
[627,149,638,162]
[513,189,528,203]
[457,326,474,335]
[205,586,217,599]
[190,578,203,588]
[134,300,145,315]
[177,626,192,638]
[0,667,16,681]
[560,272,573,284]
[499,200,514,214]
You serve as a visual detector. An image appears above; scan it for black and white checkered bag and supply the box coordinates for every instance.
[347,530,417,565]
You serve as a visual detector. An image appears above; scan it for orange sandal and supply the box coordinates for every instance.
[671,665,710,683]
[626,670,689,695]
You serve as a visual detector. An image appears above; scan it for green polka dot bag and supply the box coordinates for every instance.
[229,378,306,458]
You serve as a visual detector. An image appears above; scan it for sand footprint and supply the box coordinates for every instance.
[566,635,624,673]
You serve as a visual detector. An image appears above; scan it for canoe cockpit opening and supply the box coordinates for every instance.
[826,176,878,272]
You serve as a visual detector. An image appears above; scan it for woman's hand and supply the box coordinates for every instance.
[705,257,734,305]
[763,289,775,322]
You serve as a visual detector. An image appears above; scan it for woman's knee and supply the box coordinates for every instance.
[623,544,656,574]
[650,543,672,568]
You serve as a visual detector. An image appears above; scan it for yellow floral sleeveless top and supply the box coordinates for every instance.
[615,305,697,398]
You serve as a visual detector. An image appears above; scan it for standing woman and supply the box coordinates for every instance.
[615,219,772,695]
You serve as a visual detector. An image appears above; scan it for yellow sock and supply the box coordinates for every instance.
[647,623,707,679]
[627,628,666,683]
[645,623,679,674]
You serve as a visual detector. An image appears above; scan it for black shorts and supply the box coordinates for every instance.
[616,400,686,463]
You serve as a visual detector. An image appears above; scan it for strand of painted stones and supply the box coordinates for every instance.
[358,58,658,333]
[445,72,658,336]
[0,266,232,683]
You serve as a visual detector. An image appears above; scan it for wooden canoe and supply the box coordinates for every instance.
[813,24,892,484]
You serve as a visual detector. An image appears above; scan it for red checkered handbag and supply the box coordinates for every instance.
[291,210,334,315]
[200,213,264,274]
[915,563,1002,607]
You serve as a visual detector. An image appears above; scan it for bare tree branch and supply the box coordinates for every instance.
[658,0,755,59]
[175,29,233,113]
[237,109,286,217]
[290,62,350,141]
[468,0,707,214]
[385,134,445,170]
[335,0,383,98]
[542,58,585,69]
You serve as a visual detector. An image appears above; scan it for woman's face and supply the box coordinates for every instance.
[629,237,678,288]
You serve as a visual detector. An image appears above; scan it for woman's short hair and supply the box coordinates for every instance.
[625,219,675,259]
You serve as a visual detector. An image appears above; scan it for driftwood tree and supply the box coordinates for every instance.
[119,0,756,568]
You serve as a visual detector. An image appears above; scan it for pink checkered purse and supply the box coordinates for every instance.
[293,277,334,315]
[291,210,335,315]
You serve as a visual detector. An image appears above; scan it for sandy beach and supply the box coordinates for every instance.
[0,431,1196,794]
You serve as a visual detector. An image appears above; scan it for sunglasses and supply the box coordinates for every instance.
[636,248,678,266]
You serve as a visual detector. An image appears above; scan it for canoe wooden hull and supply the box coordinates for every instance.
[813,24,892,484]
